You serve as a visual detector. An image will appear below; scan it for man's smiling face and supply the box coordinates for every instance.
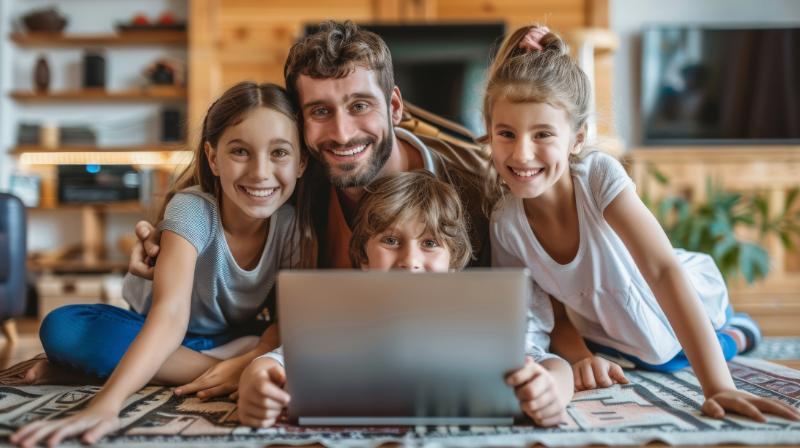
[297,66,398,188]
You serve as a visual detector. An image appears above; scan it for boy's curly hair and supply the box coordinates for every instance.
[349,170,473,270]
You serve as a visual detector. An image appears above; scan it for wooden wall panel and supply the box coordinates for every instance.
[593,53,614,138]
[435,0,586,30]
[192,0,374,91]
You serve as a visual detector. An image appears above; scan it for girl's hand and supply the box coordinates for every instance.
[572,356,629,391]
[237,358,290,428]
[506,357,569,427]
[703,389,800,422]
[11,403,120,448]
[174,355,252,400]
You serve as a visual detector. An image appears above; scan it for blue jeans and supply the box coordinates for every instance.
[586,305,738,373]
[40,304,269,379]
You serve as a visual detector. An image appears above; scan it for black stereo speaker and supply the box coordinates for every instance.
[161,108,182,142]
[83,51,106,89]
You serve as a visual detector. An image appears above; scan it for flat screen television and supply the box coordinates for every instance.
[641,26,800,144]
[305,23,505,136]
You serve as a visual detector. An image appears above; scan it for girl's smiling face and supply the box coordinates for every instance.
[361,217,452,273]
[206,107,304,223]
[489,99,584,200]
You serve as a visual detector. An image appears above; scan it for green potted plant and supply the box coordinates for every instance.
[643,168,800,284]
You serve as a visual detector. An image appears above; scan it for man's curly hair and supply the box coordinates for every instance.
[284,20,395,105]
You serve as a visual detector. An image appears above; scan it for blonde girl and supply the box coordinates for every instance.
[12,82,309,447]
[484,26,800,423]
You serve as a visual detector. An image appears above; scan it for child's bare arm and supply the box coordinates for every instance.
[175,324,282,399]
[549,297,592,363]
[606,186,800,422]
[549,298,628,390]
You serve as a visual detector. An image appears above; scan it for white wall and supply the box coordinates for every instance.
[610,0,800,149]
[1,0,15,190]
[1,0,187,255]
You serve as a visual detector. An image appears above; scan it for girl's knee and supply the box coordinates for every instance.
[40,305,88,361]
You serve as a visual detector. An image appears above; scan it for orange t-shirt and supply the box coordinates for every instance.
[321,187,354,269]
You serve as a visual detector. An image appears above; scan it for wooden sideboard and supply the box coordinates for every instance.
[626,146,800,335]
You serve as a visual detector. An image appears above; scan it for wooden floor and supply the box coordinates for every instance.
[1,316,798,448]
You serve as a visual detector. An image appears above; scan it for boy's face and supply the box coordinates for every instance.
[361,217,451,272]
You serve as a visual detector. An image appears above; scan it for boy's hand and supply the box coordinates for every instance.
[506,357,569,427]
[129,220,161,280]
[174,355,252,400]
[237,358,290,428]
[572,356,629,391]
[703,389,800,422]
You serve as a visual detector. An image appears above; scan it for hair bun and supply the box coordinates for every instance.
[540,33,568,56]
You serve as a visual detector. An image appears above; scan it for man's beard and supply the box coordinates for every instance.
[315,119,394,189]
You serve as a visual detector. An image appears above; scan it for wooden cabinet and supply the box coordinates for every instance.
[626,146,800,335]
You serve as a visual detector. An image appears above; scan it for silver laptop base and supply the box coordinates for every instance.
[298,417,515,426]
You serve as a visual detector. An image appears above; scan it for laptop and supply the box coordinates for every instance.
[277,269,529,426]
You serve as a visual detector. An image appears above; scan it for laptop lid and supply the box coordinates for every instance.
[278,269,529,426]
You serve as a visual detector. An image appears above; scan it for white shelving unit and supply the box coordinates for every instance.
[1,0,189,270]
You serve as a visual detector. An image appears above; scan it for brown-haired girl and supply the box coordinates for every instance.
[485,26,800,423]
[12,82,309,446]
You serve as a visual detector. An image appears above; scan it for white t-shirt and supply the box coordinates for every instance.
[490,151,729,365]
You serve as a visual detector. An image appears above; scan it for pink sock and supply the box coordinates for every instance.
[722,328,746,353]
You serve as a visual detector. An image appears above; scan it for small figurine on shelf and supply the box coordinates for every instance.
[116,11,186,32]
[143,58,185,86]
[34,55,50,92]
[157,12,178,26]
[131,12,150,27]
[148,61,174,85]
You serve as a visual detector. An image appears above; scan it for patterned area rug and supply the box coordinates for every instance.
[746,337,800,360]
[0,357,798,447]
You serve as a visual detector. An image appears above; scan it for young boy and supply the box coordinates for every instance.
[236,171,573,427]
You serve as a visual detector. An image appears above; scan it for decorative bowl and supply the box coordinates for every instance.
[22,8,68,33]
